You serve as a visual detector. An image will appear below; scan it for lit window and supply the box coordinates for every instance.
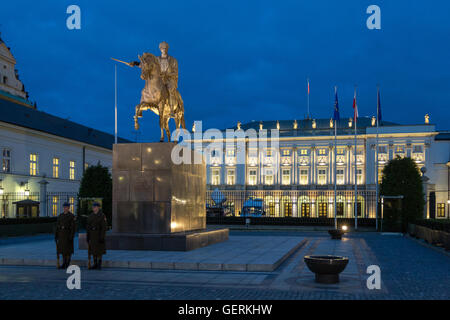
[211,168,220,185]
[437,203,445,218]
[226,168,235,185]
[248,169,257,185]
[318,169,327,185]
[29,153,38,176]
[336,169,345,185]
[357,169,363,185]
[69,197,75,213]
[300,149,308,155]
[69,161,76,180]
[337,148,344,155]
[226,149,235,157]
[299,169,308,185]
[2,148,11,173]
[266,149,273,157]
[282,149,290,156]
[378,167,383,184]
[413,145,423,153]
[318,149,326,155]
[264,169,274,185]
[282,169,290,185]
[52,158,59,178]
[52,196,59,216]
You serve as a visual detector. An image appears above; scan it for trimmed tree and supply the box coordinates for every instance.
[78,163,112,226]
[380,157,424,232]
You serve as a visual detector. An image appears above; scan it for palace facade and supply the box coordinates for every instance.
[201,118,450,219]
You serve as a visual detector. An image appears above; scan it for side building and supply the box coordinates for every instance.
[199,117,450,220]
[0,37,130,218]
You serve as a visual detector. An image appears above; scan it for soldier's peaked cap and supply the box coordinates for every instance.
[92,202,101,207]
[63,202,70,207]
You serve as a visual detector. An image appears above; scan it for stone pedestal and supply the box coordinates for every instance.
[79,142,228,251]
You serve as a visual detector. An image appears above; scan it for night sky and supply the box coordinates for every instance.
[1,0,449,142]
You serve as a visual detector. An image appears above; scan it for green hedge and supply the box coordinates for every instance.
[0,217,57,225]
[415,219,450,233]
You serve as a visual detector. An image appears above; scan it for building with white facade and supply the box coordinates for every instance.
[201,117,450,220]
[0,37,129,218]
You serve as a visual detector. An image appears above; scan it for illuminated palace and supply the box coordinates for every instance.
[200,117,450,219]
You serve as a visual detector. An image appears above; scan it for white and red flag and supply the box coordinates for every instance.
[352,89,358,122]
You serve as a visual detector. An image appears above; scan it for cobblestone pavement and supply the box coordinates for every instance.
[0,231,448,300]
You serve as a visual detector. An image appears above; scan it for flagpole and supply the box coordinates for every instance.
[334,86,338,230]
[114,64,118,144]
[354,86,358,230]
[375,85,380,231]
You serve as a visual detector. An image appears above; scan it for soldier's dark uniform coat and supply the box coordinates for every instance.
[55,211,76,255]
[87,210,107,256]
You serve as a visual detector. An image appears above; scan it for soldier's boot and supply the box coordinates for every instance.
[66,256,72,268]
[61,257,68,269]
[92,257,98,270]
[97,258,102,270]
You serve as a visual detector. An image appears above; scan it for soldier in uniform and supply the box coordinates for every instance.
[55,202,76,269]
[86,202,107,270]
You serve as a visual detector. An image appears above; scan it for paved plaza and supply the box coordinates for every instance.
[0,231,448,300]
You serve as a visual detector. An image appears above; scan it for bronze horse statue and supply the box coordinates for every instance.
[124,52,186,142]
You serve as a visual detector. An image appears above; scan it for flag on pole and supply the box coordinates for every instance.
[353,89,358,122]
[333,86,340,121]
[307,79,310,95]
[377,87,382,123]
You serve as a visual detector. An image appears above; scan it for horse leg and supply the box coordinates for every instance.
[165,117,171,142]
[134,105,140,130]
[159,115,165,142]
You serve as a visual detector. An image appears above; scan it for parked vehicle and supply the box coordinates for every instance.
[241,198,266,217]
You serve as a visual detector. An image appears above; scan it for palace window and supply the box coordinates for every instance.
[299,169,308,185]
[336,169,345,185]
[211,168,220,185]
[266,149,273,157]
[264,169,274,185]
[69,161,76,180]
[395,145,405,158]
[281,169,290,185]
[52,158,60,178]
[248,169,257,185]
[2,148,11,173]
[378,146,388,163]
[437,203,445,218]
[317,169,327,185]
[299,149,308,156]
[337,148,345,155]
[357,169,363,185]
[29,153,38,176]
[318,148,326,155]
[226,149,235,157]
[226,168,235,185]
[52,196,59,217]
[282,149,290,156]
[69,197,75,213]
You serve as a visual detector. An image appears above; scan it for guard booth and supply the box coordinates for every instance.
[13,199,40,218]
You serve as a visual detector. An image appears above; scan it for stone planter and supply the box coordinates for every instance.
[304,255,349,284]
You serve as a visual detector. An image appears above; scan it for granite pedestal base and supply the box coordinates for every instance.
[78,228,229,251]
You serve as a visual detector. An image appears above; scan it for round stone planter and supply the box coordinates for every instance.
[328,229,345,240]
[304,255,349,284]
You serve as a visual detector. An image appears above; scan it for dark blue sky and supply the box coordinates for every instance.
[1,0,449,141]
